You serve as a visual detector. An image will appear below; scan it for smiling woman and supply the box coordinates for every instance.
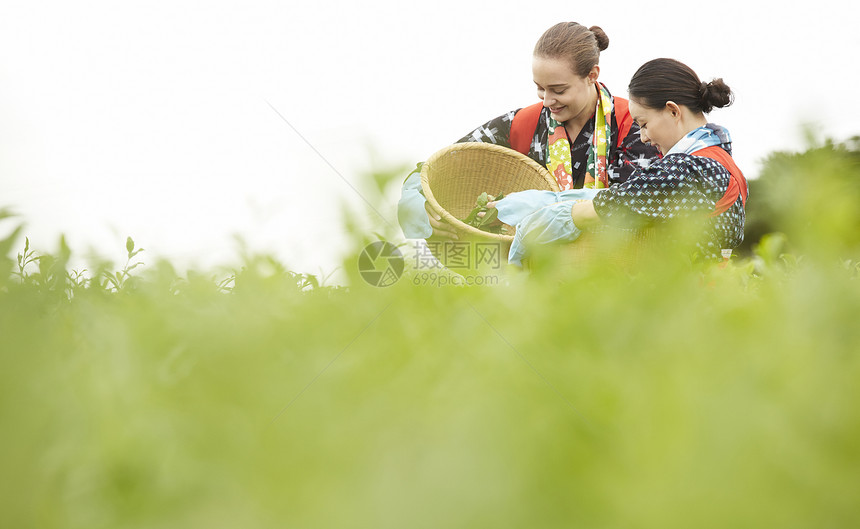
[397,21,660,242]
[570,58,747,261]
[627,60,733,156]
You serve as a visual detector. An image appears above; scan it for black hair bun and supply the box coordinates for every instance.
[701,78,733,113]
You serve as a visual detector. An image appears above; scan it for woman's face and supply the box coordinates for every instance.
[628,98,683,156]
[532,56,597,124]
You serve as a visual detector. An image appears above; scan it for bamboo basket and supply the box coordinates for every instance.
[420,142,657,274]
[420,142,560,275]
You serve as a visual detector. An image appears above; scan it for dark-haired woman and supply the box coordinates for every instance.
[569,58,748,261]
[398,22,660,240]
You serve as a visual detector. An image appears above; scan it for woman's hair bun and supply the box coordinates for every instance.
[629,58,733,115]
[535,22,608,77]
[700,78,733,113]
[589,26,609,51]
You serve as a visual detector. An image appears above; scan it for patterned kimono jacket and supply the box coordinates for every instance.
[456,89,659,189]
[592,126,746,261]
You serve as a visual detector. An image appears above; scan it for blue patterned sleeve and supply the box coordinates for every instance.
[593,155,717,228]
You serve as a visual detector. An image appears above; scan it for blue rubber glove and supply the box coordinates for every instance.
[396,164,433,239]
[507,201,586,266]
[495,188,602,226]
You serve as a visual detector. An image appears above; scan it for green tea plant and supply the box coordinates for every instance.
[1,137,858,529]
[99,236,145,291]
[742,133,860,258]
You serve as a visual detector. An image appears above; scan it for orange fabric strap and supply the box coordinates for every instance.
[613,97,632,147]
[692,145,748,216]
[509,102,544,155]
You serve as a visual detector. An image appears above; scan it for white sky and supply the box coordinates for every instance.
[2,0,858,278]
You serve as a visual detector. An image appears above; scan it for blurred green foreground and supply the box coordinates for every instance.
[1,138,859,528]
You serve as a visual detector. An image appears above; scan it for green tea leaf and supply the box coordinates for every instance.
[461,191,506,232]
[477,207,499,227]
[463,206,481,225]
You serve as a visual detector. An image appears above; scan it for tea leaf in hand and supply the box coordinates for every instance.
[461,191,508,233]
[463,207,480,225]
[477,207,499,227]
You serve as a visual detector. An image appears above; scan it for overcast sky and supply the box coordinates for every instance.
[2,0,857,278]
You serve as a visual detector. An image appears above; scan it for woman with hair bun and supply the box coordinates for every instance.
[398,22,660,240]
[563,58,748,261]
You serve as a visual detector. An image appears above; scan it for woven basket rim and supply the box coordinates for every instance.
[420,142,559,242]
